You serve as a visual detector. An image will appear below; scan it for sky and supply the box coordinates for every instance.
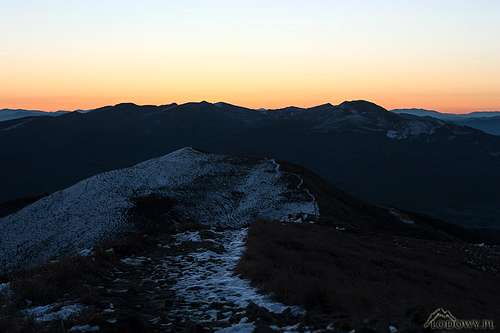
[1,0,499,113]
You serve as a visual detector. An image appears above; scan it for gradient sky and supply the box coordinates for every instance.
[1,0,499,112]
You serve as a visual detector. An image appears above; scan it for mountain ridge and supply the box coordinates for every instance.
[0,109,69,122]
[393,108,500,135]
[392,108,500,118]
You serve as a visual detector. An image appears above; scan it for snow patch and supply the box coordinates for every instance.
[386,130,400,139]
[78,248,93,257]
[168,228,304,322]
[387,120,441,139]
[175,231,202,243]
[390,209,415,225]
[0,282,10,295]
[120,256,151,266]
[69,324,100,332]
[24,303,85,322]
[215,322,256,333]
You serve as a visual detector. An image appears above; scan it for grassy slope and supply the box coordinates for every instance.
[237,220,500,331]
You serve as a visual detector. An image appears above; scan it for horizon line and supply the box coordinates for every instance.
[1,100,500,115]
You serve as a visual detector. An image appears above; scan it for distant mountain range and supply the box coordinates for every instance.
[3,106,500,135]
[392,108,500,135]
[1,100,500,228]
[0,109,69,122]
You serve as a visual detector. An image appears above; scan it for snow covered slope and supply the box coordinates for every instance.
[0,148,318,274]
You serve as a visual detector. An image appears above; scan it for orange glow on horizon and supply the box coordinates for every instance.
[2,2,499,114]
[1,95,499,114]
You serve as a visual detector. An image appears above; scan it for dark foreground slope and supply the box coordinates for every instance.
[1,150,498,333]
[238,221,500,332]
[237,164,500,331]
[1,101,500,228]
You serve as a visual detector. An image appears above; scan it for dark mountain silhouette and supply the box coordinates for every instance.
[1,100,500,228]
[393,108,500,135]
[454,116,500,136]
[0,109,68,122]
[392,108,500,119]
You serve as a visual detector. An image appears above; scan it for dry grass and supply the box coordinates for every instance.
[127,194,178,234]
[0,193,206,332]
[0,316,38,333]
[9,254,111,306]
[237,220,500,331]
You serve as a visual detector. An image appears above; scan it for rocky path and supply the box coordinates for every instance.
[3,156,321,332]
[61,226,306,332]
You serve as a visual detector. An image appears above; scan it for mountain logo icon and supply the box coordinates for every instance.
[423,308,495,330]
[424,308,458,329]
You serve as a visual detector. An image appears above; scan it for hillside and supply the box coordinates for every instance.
[0,148,317,273]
